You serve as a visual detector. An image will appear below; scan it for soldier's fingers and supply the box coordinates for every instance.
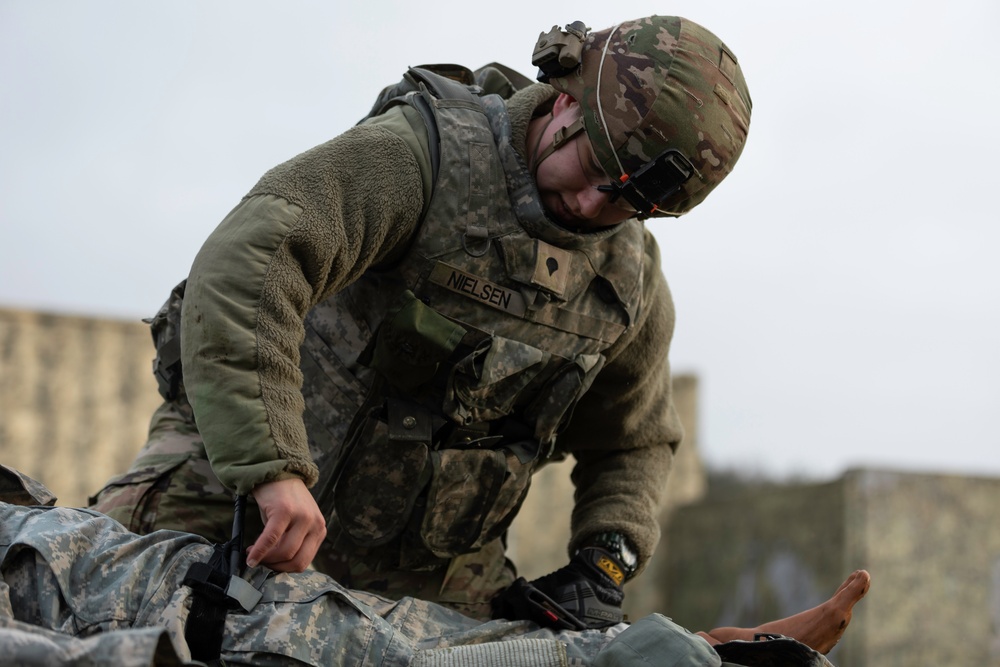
[295,522,327,570]
[255,527,314,572]
[253,513,326,572]
[269,501,327,570]
[246,513,291,568]
[264,520,309,569]
[247,477,326,570]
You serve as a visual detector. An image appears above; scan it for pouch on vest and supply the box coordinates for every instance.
[332,397,436,548]
[443,335,551,426]
[340,294,543,561]
[444,337,605,448]
[361,290,467,393]
[525,351,605,446]
[419,440,537,558]
[330,291,467,551]
[340,292,597,564]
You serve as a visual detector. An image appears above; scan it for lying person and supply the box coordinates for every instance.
[0,466,869,666]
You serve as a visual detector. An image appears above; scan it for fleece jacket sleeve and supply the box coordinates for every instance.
[558,229,683,573]
[180,107,431,495]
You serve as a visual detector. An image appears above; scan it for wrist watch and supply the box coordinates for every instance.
[585,531,639,579]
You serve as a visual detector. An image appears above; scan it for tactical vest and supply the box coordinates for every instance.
[301,69,648,571]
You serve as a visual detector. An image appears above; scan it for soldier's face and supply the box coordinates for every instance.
[533,95,637,230]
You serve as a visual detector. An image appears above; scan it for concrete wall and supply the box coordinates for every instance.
[0,308,161,507]
[662,469,1000,666]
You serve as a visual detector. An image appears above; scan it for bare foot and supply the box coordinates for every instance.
[698,569,871,655]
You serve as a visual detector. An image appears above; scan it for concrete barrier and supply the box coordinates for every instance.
[661,469,1000,666]
[0,308,161,507]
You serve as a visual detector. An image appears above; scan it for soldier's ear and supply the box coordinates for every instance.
[551,92,580,117]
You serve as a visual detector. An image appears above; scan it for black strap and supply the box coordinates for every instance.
[152,334,182,400]
[181,495,253,664]
[182,559,234,663]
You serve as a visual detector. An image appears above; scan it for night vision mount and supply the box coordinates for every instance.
[597,149,696,218]
[532,21,589,82]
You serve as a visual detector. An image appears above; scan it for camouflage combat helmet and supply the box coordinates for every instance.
[533,16,752,217]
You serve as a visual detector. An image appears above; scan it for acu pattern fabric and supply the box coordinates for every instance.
[1,468,834,667]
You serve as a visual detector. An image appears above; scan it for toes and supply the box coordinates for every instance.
[836,570,871,611]
[852,570,871,598]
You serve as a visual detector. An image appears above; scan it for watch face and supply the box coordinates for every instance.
[593,532,638,573]
[618,545,638,571]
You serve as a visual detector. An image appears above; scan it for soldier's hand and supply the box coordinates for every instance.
[246,477,327,572]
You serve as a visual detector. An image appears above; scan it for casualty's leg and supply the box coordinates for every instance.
[1,499,836,667]
[697,569,871,655]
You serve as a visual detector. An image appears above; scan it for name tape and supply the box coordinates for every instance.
[428,263,527,317]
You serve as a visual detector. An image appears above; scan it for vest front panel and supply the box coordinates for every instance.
[300,86,647,566]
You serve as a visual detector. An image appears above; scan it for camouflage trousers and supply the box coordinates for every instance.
[0,502,696,667]
[89,398,515,620]
[0,468,833,667]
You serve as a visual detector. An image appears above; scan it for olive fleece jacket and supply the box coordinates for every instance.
[179,83,683,570]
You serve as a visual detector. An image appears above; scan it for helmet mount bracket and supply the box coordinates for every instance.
[532,21,589,82]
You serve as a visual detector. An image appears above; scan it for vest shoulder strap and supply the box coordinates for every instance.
[359,63,531,184]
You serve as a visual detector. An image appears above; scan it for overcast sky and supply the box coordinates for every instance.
[2,0,998,481]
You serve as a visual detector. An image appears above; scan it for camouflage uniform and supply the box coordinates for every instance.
[2,468,830,666]
[302,76,650,584]
[90,15,751,618]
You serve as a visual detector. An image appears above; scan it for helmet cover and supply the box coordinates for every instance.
[547,16,752,216]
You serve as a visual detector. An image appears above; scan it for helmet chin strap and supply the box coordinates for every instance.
[530,114,587,177]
